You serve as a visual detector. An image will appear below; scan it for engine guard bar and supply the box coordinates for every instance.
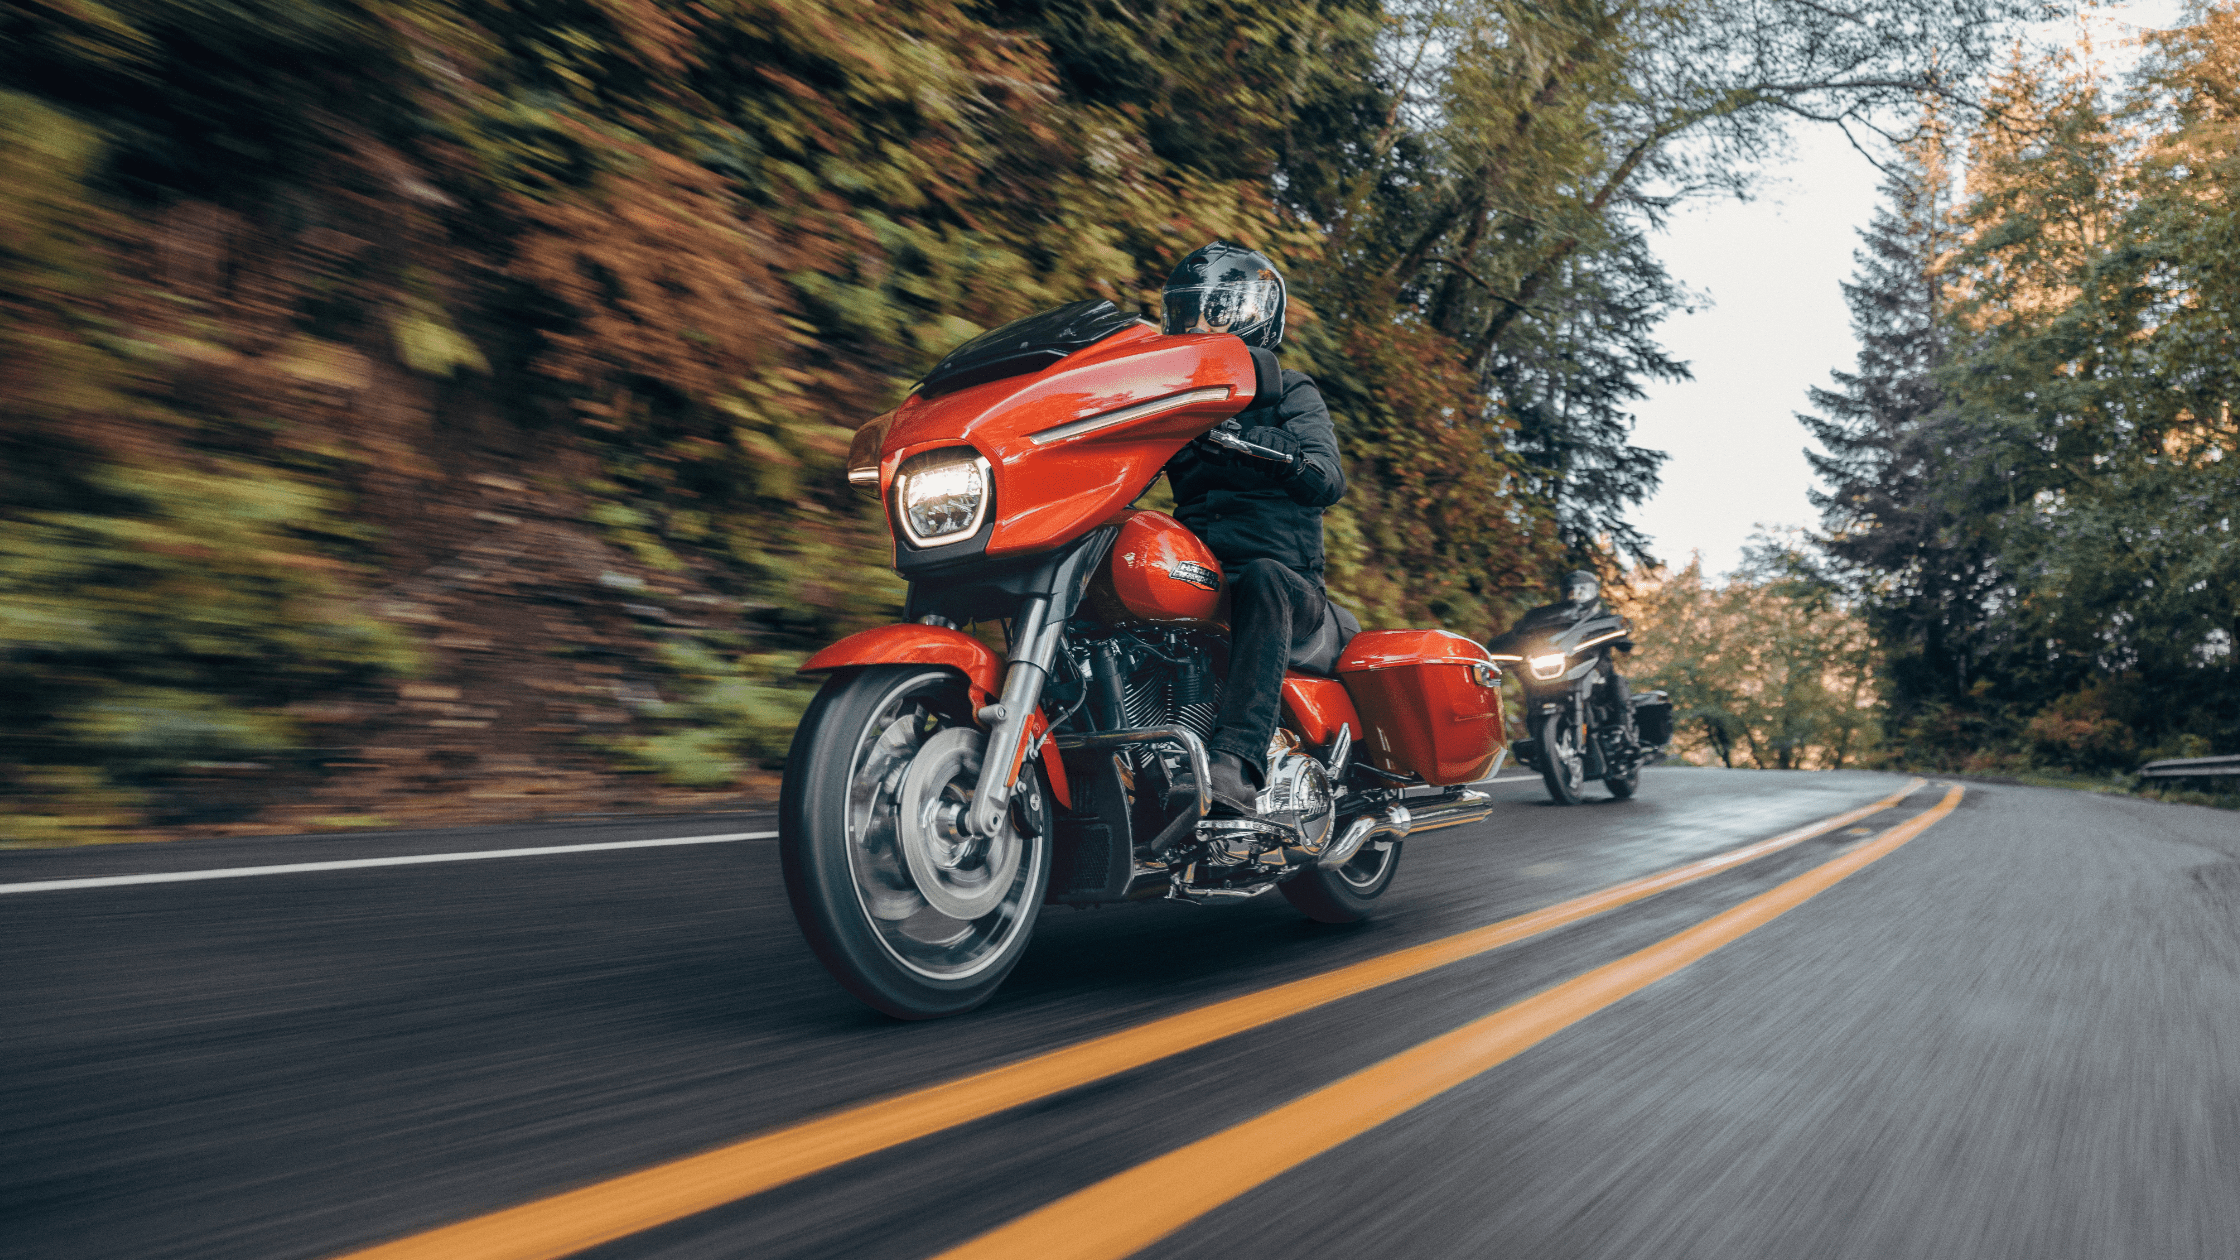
[1050,725,1213,819]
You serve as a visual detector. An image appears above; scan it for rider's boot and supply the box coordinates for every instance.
[1207,751,1265,818]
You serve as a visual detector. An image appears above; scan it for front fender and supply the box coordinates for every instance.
[800,624,1002,707]
[798,624,1071,809]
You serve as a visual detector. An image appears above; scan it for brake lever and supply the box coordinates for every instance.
[1201,428,1293,464]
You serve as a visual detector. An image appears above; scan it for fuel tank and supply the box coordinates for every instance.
[1084,510,1224,624]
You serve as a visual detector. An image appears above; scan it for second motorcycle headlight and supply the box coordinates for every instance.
[1529,651,1567,680]
[893,447,992,547]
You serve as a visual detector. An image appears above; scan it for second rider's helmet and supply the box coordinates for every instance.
[1565,571,1602,607]
[1161,241,1287,350]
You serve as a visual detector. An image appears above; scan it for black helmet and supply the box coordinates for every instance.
[1564,571,1601,606]
[1161,240,1286,349]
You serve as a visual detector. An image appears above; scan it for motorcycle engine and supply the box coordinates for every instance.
[1200,732,1338,872]
[1258,732,1337,852]
[1088,629,1337,881]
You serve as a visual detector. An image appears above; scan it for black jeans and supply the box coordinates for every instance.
[1212,558,1328,768]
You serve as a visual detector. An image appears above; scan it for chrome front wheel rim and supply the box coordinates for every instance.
[841,672,1042,981]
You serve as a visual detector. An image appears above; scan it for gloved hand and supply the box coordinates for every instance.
[1187,419,1243,469]
[1238,426,1305,479]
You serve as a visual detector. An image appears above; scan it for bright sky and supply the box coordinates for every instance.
[1625,0,2187,578]
[1628,122,1883,578]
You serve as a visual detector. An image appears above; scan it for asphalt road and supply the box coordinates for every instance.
[5,768,2237,1260]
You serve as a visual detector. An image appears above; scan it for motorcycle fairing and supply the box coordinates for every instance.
[1494,610,1633,690]
[918,299,1151,396]
[879,327,1256,569]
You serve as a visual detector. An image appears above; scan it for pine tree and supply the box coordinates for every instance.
[1487,231,1683,571]
[1800,110,2003,738]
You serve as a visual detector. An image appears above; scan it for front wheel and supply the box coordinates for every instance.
[780,666,1049,1020]
[1281,840,1403,924]
[1539,710,1586,805]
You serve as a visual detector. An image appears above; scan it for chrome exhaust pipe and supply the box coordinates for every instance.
[1317,805,1407,870]
[1317,788,1494,869]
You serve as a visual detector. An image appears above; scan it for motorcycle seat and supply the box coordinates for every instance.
[1288,600,1361,677]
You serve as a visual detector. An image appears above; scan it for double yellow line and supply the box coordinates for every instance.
[342,779,1948,1260]
[937,783,1964,1260]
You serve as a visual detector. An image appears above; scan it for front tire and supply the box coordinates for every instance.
[1539,710,1586,805]
[1281,840,1403,924]
[780,666,1048,1020]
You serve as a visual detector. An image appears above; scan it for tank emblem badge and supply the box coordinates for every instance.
[1165,560,1220,591]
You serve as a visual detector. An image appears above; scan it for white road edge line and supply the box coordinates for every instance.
[0,831,780,895]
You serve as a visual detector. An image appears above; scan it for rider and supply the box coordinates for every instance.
[1494,570,1634,713]
[1158,241,1351,816]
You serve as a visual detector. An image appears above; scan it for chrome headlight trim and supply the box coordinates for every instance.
[893,448,994,548]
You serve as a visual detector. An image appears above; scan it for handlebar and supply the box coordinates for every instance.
[1201,428,1293,464]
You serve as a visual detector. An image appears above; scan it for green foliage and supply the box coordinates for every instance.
[1802,18,2240,777]
[0,77,414,839]
[1620,538,1880,770]
[0,457,416,840]
[602,641,812,787]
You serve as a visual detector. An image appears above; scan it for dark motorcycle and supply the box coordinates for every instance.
[1488,611,1672,804]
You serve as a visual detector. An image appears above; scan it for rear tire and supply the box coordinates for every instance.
[1605,762,1640,799]
[1539,711,1586,806]
[780,666,1048,1020]
[1281,841,1403,924]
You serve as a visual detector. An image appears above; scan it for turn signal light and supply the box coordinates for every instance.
[847,412,893,486]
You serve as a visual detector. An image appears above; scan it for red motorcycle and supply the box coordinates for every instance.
[781,300,1508,1018]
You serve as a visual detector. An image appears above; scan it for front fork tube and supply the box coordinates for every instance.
[966,594,1063,840]
[1572,681,1607,779]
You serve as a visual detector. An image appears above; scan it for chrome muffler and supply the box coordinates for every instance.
[1317,788,1494,869]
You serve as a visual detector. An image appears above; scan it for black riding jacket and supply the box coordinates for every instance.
[1164,368,1345,580]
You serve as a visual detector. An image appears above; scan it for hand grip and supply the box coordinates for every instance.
[1202,428,1294,464]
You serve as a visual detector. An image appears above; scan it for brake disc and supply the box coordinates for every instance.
[895,727,1022,921]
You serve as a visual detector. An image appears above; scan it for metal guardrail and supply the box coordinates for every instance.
[2138,754,2240,779]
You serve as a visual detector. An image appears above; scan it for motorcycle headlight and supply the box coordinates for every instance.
[1528,652,1567,680]
[893,447,992,547]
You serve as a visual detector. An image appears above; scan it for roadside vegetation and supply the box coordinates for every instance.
[2,0,2055,839]
[1614,13,2240,808]
[1767,14,2239,800]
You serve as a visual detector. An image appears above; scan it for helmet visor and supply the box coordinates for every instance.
[1161,280,1282,338]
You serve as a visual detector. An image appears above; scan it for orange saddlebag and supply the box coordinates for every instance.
[1336,630,1507,785]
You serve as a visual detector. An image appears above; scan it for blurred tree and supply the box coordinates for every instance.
[1619,537,1880,769]
[0,0,2061,833]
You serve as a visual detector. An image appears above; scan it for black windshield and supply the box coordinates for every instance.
[918,299,1148,395]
